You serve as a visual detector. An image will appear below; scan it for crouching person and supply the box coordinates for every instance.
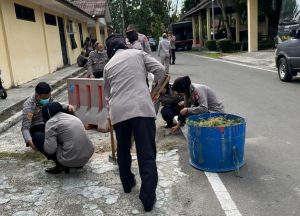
[42,102,94,174]
[170,76,225,134]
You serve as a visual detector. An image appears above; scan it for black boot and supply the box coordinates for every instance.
[123,177,137,193]
[45,164,69,174]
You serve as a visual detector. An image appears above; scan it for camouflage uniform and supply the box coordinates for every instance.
[87,50,108,78]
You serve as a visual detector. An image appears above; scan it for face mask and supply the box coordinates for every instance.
[39,98,50,105]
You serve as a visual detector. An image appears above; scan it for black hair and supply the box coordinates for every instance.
[106,34,128,59]
[42,102,63,123]
[172,76,192,96]
[35,82,51,95]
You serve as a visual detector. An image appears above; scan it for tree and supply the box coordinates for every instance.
[181,0,199,14]
[216,0,232,40]
[108,0,172,39]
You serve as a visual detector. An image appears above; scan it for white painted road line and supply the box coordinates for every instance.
[205,172,242,216]
[184,52,277,73]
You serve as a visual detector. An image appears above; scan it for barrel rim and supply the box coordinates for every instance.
[187,113,246,128]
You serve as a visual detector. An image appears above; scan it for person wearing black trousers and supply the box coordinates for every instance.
[104,34,166,212]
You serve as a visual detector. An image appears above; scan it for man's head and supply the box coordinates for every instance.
[105,34,128,59]
[35,82,51,105]
[162,33,167,39]
[126,24,136,33]
[126,24,139,44]
[94,41,104,52]
[172,76,191,96]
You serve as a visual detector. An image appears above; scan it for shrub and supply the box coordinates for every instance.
[205,40,218,51]
[217,39,233,52]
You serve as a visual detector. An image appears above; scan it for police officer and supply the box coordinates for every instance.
[21,82,74,154]
[87,41,108,78]
[126,24,152,54]
[104,34,166,212]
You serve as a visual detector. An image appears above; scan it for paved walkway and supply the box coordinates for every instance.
[0,65,85,134]
[220,49,276,71]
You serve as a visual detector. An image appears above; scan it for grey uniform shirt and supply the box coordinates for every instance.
[44,112,94,167]
[104,49,166,125]
[186,84,225,114]
[21,95,67,143]
[158,38,170,57]
[87,50,108,76]
[138,33,152,54]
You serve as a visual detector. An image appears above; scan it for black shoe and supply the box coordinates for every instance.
[172,62,175,65]
[45,165,69,174]
[143,196,156,212]
[123,178,136,193]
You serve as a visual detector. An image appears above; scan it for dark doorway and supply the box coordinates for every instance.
[57,17,68,65]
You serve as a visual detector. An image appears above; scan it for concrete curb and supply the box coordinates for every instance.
[0,69,86,135]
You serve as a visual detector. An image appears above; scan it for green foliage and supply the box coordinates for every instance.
[109,0,173,39]
[217,39,233,53]
[181,0,199,14]
[187,117,242,127]
[205,40,218,51]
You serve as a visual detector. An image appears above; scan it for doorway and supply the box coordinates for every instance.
[57,17,68,65]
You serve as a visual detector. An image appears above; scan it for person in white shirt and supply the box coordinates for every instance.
[158,33,170,74]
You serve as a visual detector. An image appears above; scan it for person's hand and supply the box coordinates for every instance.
[26,140,37,151]
[170,123,180,134]
[180,108,188,115]
[178,101,185,107]
[68,105,76,113]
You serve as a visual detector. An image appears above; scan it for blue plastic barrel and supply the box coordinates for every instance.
[187,113,246,172]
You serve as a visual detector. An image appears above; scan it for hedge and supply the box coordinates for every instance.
[205,40,218,51]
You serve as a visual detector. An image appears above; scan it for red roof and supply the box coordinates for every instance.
[67,0,107,17]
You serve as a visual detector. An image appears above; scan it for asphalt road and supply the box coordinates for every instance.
[1,51,300,216]
[166,51,300,216]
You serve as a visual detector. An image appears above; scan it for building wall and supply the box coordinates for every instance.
[0,0,94,88]
[1,0,49,86]
[43,8,64,72]
[0,2,13,88]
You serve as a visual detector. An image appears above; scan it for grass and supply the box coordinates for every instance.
[186,50,221,59]
[0,151,47,163]
[204,52,221,59]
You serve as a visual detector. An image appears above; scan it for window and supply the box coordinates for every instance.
[14,3,35,22]
[78,23,84,47]
[44,13,57,26]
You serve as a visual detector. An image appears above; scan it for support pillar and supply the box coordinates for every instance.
[95,21,102,43]
[236,13,240,42]
[247,0,258,52]
[198,14,203,46]
[104,26,108,40]
[192,15,197,46]
[206,8,211,40]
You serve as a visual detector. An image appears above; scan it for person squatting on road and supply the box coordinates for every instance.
[104,34,166,212]
[168,31,176,65]
[126,24,152,54]
[87,41,108,78]
[170,76,225,134]
[160,82,184,128]
[21,82,74,153]
[158,33,170,74]
[42,102,94,174]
